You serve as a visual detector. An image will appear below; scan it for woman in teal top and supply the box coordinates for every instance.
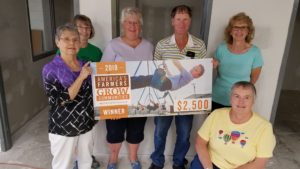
[212,12,263,110]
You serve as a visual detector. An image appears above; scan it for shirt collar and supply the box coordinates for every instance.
[53,54,84,67]
[170,33,194,47]
[53,54,64,65]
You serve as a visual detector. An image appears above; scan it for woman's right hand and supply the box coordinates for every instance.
[68,61,92,100]
[79,62,92,81]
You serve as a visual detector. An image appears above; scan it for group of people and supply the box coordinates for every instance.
[42,4,276,169]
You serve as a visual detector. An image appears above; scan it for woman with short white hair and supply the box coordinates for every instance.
[101,7,153,169]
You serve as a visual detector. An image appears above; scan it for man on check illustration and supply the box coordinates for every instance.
[131,60,205,91]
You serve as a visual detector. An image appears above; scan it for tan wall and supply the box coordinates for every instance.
[0,0,51,133]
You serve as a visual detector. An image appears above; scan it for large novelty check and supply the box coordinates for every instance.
[91,59,212,120]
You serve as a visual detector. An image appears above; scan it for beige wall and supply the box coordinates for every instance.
[0,0,50,133]
[79,0,112,51]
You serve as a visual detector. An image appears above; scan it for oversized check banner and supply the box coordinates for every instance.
[91,59,212,120]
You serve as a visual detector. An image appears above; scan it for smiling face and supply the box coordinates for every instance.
[76,20,92,42]
[122,14,141,40]
[56,30,80,57]
[230,86,255,114]
[230,21,249,42]
[171,12,191,36]
[190,64,204,78]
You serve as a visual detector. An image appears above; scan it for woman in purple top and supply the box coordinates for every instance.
[101,7,153,169]
[42,23,94,169]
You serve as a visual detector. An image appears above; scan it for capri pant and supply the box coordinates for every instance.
[106,117,147,144]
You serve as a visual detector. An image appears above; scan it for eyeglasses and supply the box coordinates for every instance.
[76,25,92,31]
[232,26,248,31]
[59,37,80,44]
[124,21,140,26]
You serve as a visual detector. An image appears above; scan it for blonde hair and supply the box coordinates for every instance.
[224,12,255,44]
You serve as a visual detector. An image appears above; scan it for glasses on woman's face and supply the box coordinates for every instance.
[124,20,140,26]
[59,37,80,44]
[76,25,92,31]
[232,25,248,31]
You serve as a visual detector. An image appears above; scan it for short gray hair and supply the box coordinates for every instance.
[55,23,79,41]
[120,7,143,36]
[231,81,256,96]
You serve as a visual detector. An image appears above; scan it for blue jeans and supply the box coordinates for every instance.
[190,155,220,169]
[150,115,193,167]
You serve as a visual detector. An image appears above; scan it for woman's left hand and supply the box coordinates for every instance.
[212,58,219,69]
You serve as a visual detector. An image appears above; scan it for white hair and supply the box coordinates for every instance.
[120,7,143,36]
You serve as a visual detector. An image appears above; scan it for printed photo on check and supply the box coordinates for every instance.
[91,58,212,120]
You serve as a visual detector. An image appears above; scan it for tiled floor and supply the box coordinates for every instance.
[271,90,300,169]
[0,90,300,169]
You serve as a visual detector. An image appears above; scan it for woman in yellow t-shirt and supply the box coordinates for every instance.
[190,81,276,169]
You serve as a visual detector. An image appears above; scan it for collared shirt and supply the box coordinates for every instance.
[42,55,94,136]
[154,34,207,60]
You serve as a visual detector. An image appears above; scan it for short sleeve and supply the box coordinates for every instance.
[198,112,216,141]
[154,42,163,60]
[256,123,276,158]
[214,44,223,61]
[196,40,207,59]
[252,47,264,69]
[93,47,102,62]
[98,48,103,59]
